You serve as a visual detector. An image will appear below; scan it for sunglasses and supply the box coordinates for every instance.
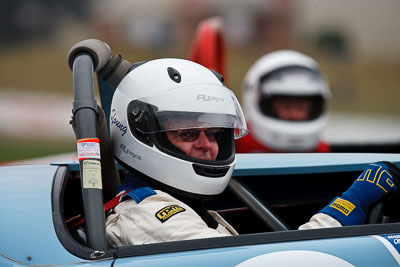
[175,128,223,142]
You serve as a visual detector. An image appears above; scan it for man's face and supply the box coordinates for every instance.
[166,128,220,161]
[271,96,312,121]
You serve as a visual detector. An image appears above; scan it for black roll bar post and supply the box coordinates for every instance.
[68,39,113,251]
[68,39,131,251]
[72,52,107,251]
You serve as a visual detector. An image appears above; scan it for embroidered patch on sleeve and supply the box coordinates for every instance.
[155,205,186,223]
[329,197,356,216]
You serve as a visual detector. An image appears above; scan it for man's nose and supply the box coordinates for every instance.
[287,107,308,120]
[194,131,212,148]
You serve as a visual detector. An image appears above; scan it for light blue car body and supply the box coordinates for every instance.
[1,153,400,266]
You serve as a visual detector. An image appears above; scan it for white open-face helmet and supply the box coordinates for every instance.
[242,50,331,151]
[110,58,247,197]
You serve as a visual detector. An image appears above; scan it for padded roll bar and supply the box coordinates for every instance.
[71,52,108,251]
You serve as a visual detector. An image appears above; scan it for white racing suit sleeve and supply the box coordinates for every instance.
[298,213,342,230]
[106,190,236,246]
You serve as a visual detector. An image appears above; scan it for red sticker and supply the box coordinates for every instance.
[77,138,100,161]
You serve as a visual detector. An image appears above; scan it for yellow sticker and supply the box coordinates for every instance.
[156,205,186,223]
[82,160,102,189]
[329,198,355,216]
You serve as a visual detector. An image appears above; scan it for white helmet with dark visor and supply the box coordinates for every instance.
[110,58,247,197]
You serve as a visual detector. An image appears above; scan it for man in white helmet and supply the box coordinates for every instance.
[236,50,331,153]
[105,58,247,246]
[104,57,400,247]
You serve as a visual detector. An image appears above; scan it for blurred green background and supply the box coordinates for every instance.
[1,0,400,162]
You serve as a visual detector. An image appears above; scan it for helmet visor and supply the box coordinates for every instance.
[259,95,324,121]
[259,66,329,97]
[128,84,248,139]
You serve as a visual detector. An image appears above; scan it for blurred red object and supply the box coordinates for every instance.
[188,16,227,83]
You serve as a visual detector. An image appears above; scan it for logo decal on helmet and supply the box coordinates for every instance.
[120,143,142,160]
[111,109,128,136]
[196,94,224,102]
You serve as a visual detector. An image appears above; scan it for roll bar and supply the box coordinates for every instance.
[67,39,131,250]
[71,52,107,250]
[229,178,291,231]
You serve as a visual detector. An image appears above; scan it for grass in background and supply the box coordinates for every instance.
[0,43,399,162]
[0,137,75,162]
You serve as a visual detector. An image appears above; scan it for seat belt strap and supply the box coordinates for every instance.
[67,187,156,230]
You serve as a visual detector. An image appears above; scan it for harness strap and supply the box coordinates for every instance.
[121,187,157,203]
[67,187,156,230]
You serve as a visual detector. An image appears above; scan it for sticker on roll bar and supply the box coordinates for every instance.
[77,138,101,161]
[82,159,102,189]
